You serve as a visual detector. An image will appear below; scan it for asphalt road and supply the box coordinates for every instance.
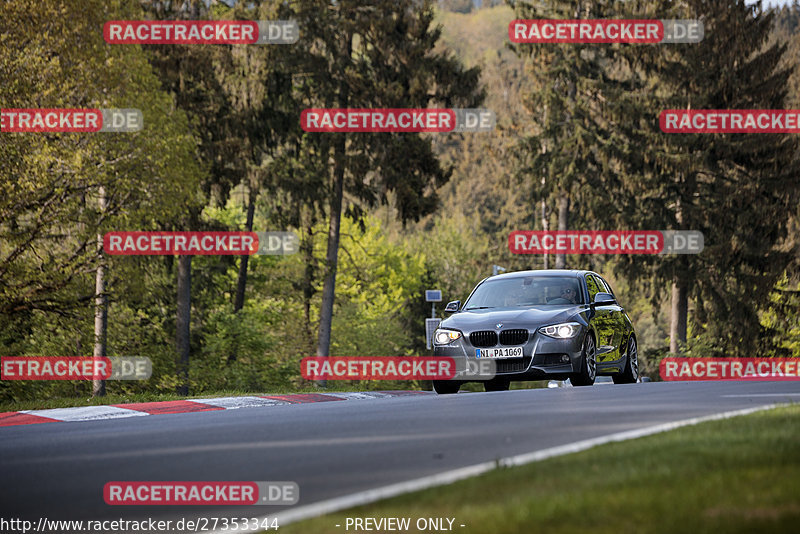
[2,381,799,531]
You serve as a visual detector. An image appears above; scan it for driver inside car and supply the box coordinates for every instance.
[548,284,578,305]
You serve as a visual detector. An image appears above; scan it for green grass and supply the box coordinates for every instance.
[0,384,419,412]
[282,404,800,534]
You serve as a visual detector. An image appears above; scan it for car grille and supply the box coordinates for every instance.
[499,329,528,345]
[469,330,497,347]
[497,357,532,373]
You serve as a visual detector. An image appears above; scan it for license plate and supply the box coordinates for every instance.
[476,346,523,359]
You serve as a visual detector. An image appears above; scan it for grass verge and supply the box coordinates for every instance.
[282,404,800,534]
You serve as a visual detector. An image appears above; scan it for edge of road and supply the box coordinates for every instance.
[220,403,786,534]
[0,391,431,427]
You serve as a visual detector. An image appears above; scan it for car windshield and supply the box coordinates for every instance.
[464,276,583,309]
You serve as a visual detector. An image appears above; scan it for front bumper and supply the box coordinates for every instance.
[432,329,585,381]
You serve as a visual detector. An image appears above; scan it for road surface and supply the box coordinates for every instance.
[1,381,798,531]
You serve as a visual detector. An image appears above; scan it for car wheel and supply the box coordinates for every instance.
[483,376,510,392]
[571,334,596,386]
[613,337,639,384]
[432,380,461,394]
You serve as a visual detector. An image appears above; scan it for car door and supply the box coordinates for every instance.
[594,274,626,363]
[585,274,616,363]
[586,273,615,364]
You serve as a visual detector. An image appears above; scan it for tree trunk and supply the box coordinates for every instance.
[228,188,257,363]
[302,207,317,356]
[669,272,689,354]
[92,187,108,397]
[670,176,691,354]
[554,190,569,269]
[315,139,346,387]
[541,176,549,270]
[234,188,257,313]
[176,255,192,395]
[315,30,352,387]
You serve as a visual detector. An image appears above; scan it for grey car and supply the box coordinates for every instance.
[431,269,638,394]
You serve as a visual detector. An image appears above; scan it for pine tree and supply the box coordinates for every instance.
[510,0,623,269]
[142,0,241,393]
[293,0,483,374]
[608,0,800,354]
[211,0,301,362]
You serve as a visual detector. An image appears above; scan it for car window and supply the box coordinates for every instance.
[464,276,583,308]
[585,274,601,301]
[596,275,615,297]
[590,274,607,294]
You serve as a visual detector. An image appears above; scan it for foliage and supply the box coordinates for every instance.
[4,1,800,405]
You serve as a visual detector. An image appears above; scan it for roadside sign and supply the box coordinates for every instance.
[425,318,441,350]
[425,290,442,302]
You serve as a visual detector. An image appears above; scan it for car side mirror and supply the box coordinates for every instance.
[444,300,460,313]
[593,292,616,306]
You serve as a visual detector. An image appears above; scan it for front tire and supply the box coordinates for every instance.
[571,334,597,387]
[483,376,510,392]
[613,337,639,384]
[433,380,461,394]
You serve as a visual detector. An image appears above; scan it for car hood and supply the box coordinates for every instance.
[440,305,587,332]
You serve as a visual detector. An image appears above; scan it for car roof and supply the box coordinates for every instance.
[487,269,590,281]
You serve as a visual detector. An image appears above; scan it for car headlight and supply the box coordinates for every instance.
[538,322,581,339]
[434,328,462,345]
